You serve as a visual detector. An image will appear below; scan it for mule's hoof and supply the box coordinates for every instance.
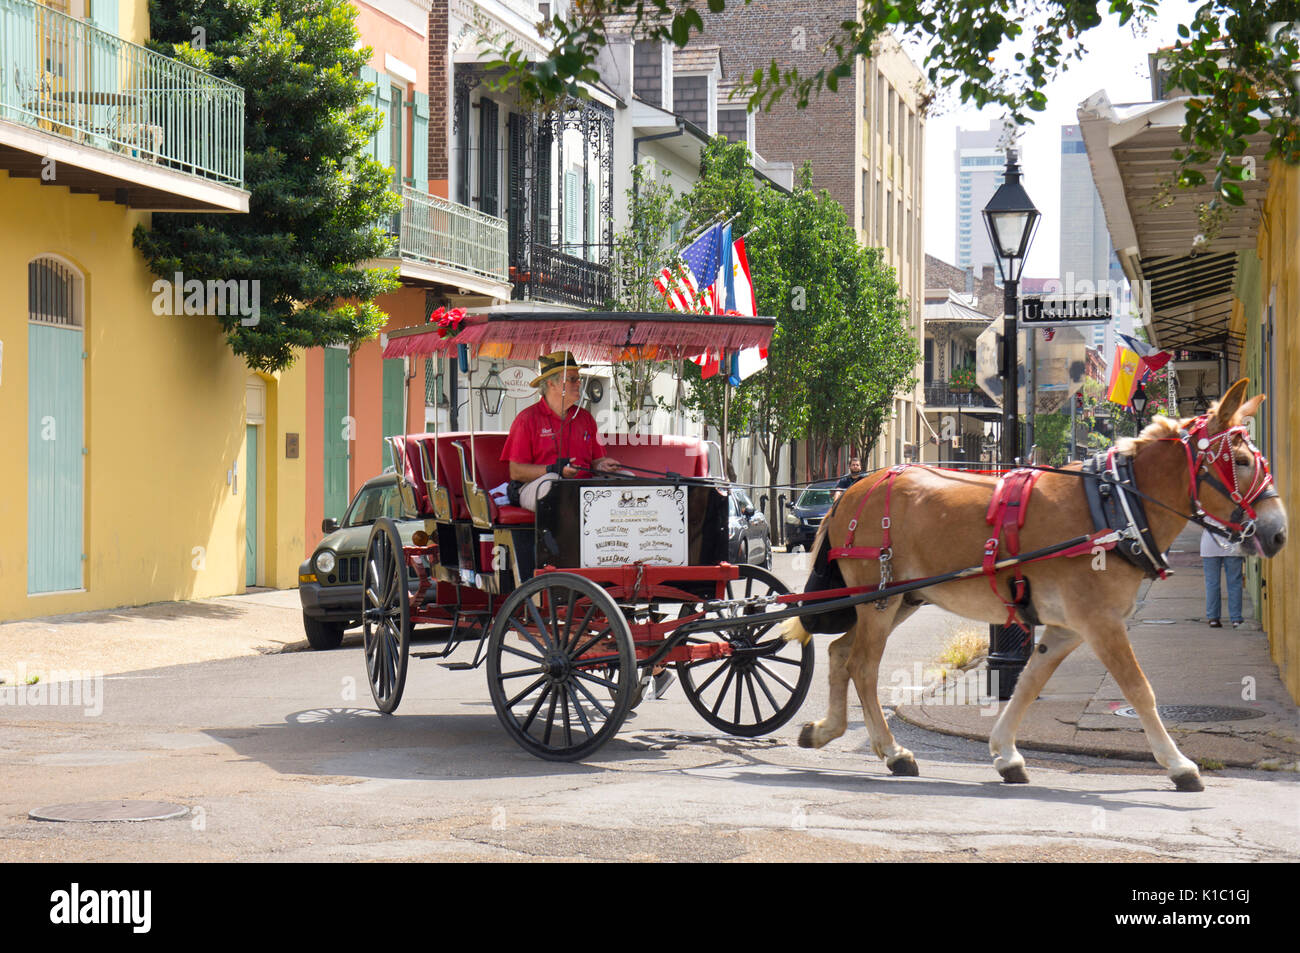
[1172,771,1204,792]
[999,764,1030,784]
[888,756,919,777]
[797,723,817,748]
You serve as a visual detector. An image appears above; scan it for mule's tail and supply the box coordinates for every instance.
[781,510,837,647]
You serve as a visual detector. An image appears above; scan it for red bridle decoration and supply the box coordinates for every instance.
[1171,414,1275,540]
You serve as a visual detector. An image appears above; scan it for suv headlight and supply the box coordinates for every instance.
[315,550,337,575]
[785,512,799,525]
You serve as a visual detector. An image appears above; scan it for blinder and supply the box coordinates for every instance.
[1179,415,1275,545]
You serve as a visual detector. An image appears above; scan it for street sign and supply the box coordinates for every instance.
[1021,293,1111,325]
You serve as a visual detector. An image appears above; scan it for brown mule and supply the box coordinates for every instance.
[783,379,1287,791]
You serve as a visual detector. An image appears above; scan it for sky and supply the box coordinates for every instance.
[911,1,1200,280]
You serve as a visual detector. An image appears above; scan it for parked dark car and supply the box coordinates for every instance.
[784,480,836,551]
[298,473,418,649]
[727,487,772,568]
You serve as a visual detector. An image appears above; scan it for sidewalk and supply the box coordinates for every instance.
[893,524,1300,770]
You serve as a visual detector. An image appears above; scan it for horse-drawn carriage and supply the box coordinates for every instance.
[360,308,1286,792]
[364,310,813,760]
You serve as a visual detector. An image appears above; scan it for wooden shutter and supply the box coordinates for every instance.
[455,84,470,206]
[563,170,579,251]
[374,79,392,172]
[411,90,429,193]
[478,96,499,216]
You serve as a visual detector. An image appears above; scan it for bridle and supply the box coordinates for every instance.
[1172,414,1277,545]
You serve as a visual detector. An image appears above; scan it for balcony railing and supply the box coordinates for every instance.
[516,243,612,309]
[924,383,998,408]
[391,186,508,285]
[0,0,244,187]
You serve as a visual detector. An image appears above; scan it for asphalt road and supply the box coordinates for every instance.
[1,553,1296,863]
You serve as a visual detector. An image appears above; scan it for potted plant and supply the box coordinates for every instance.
[948,363,976,393]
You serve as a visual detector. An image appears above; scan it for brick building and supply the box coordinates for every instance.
[695,3,927,472]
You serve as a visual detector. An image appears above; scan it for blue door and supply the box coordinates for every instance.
[27,260,84,594]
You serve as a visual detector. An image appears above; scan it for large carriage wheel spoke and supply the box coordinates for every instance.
[570,675,613,721]
[749,664,782,711]
[498,666,545,681]
[541,690,559,746]
[569,626,613,660]
[506,618,550,660]
[691,658,730,695]
[566,684,596,738]
[520,684,552,732]
[505,675,549,709]
[560,690,573,748]
[500,642,546,666]
[564,601,597,653]
[571,666,619,691]
[744,671,763,722]
[524,598,556,651]
[753,658,797,694]
[709,667,738,718]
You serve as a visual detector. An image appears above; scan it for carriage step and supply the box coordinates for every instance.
[439,662,476,670]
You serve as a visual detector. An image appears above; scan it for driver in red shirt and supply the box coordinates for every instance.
[502,351,622,510]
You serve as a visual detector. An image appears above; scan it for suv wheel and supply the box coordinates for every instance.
[303,612,346,650]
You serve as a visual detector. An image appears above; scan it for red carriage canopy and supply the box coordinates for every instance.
[381,311,775,363]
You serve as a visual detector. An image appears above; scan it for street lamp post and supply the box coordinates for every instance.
[981,146,1041,701]
[1131,382,1148,434]
[982,148,1040,466]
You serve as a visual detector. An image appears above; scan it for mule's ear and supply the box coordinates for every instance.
[1236,393,1265,421]
[1212,378,1250,426]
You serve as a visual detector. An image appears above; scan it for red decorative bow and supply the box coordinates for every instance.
[430,306,467,338]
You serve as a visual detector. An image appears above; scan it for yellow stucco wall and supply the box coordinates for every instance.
[1256,160,1299,703]
[0,170,304,620]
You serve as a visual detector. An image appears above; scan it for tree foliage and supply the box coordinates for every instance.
[491,1,1300,211]
[134,0,400,372]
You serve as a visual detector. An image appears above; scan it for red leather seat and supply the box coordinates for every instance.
[600,434,711,479]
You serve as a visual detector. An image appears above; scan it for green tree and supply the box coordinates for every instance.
[493,1,1300,210]
[609,163,687,429]
[134,0,400,372]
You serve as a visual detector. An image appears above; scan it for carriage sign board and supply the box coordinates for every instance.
[1020,293,1112,325]
[580,486,688,567]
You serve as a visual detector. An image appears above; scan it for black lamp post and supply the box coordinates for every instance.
[1131,382,1148,432]
[982,147,1040,466]
[981,147,1041,701]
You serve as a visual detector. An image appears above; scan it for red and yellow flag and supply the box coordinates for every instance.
[1107,345,1144,405]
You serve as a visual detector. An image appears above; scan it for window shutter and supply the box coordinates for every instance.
[586,180,597,261]
[360,65,380,161]
[478,97,499,216]
[89,0,118,35]
[564,171,579,251]
[374,79,392,172]
[455,84,470,206]
[411,90,429,193]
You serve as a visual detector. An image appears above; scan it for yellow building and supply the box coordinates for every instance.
[1082,91,1299,701]
[0,0,303,623]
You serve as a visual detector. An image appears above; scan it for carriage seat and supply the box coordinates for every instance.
[601,434,711,479]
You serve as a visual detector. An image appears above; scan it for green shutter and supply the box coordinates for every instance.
[323,348,350,522]
[375,79,392,172]
[245,425,258,586]
[381,358,405,465]
[28,324,84,593]
[359,65,380,160]
[412,90,429,193]
[89,0,119,35]
[564,170,579,251]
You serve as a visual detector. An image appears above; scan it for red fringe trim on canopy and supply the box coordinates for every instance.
[382,313,773,362]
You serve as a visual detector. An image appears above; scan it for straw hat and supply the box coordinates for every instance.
[530,351,586,388]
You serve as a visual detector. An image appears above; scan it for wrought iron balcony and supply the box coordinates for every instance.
[924,382,998,409]
[390,186,509,286]
[0,0,244,188]
[514,243,612,309]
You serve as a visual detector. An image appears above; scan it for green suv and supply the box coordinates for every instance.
[297,473,418,649]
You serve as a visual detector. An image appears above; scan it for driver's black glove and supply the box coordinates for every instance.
[547,457,570,476]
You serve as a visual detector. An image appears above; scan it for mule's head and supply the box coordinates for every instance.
[1186,379,1287,557]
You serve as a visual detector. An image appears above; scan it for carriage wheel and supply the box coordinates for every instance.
[362,518,410,714]
[677,565,814,737]
[487,573,635,761]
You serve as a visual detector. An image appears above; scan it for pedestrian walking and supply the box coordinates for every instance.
[1201,527,1246,628]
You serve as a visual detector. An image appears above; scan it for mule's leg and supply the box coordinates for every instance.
[846,601,920,776]
[988,625,1082,783]
[1082,619,1203,792]
[797,628,857,748]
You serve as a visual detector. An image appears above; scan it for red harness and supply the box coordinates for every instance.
[825,463,1118,624]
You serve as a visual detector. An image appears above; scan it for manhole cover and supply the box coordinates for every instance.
[29,800,189,822]
[1114,705,1266,723]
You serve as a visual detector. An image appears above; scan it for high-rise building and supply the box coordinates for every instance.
[955,120,1013,276]
[1059,124,1128,350]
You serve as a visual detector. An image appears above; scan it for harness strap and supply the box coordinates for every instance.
[981,468,1043,626]
[827,465,907,561]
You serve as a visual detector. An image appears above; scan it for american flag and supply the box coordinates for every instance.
[655,223,723,313]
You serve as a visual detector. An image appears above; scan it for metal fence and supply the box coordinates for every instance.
[524,243,612,309]
[923,383,998,408]
[394,186,508,284]
[1,0,244,187]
